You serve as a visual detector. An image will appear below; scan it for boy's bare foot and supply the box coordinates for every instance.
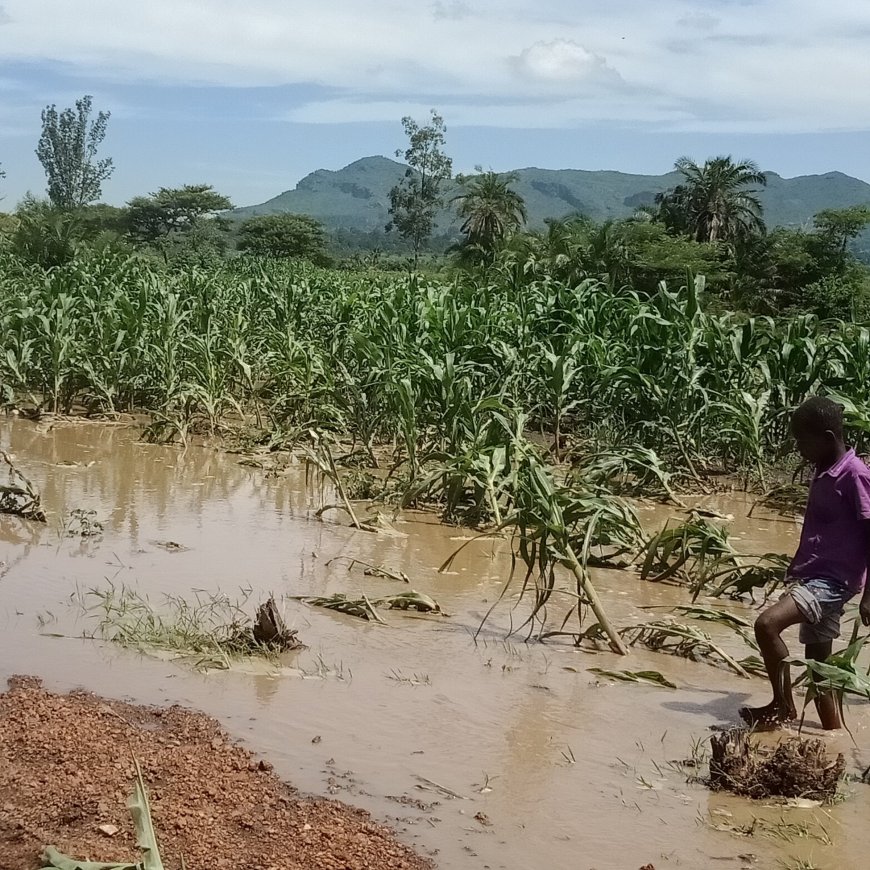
[738,702,797,728]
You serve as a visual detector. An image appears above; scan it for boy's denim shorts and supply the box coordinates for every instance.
[785,577,855,645]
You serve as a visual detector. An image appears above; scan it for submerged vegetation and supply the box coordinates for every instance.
[3,249,870,646]
[291,591,444,623]
[0,450,46,522]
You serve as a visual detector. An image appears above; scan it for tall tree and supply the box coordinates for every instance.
[386,110,452,268]
[36,95,114,209]
[655,156,766,245]
[452,170,527,262]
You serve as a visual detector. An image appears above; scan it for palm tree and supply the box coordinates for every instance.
[655,156,767,245]
[452,171,527,260]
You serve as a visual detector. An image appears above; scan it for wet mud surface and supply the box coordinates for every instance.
[2,418,870,869]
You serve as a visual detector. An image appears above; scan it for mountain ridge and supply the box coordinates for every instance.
[233,156,870,237]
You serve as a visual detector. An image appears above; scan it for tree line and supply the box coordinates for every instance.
[0,95,332,269]
[381,111,870,317]
[2,95,870,318]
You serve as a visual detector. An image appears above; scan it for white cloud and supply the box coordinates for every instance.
[512,39,620,85]
[0,0,868,134]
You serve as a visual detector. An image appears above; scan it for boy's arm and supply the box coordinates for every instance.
[863,518,870,626]
[855,474,870,625]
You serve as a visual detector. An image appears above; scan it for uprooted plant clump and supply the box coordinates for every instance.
[708,728,845,802]
[77,587,303,669]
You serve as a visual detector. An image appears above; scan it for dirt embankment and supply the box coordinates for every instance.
[0,676,434,870]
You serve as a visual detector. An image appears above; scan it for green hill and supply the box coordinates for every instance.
[233,156,870,240]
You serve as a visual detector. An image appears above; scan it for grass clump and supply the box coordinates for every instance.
[78,586,303,669]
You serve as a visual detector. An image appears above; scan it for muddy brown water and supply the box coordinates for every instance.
[2,418,870,870]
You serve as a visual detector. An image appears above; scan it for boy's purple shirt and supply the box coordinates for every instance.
[790,449,870,594]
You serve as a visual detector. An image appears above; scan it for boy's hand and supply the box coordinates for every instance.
[861,597,870,627]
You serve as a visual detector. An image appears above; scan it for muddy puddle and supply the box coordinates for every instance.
[2,418,870,870]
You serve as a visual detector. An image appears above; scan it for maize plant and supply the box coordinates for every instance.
[0,249,868,485]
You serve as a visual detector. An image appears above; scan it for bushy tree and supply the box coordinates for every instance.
[500,216,728,293]
[152,219,230,268]
[76,203,129,238]
[7,198,132,268]
[813,206,870,261]
[0,211,17,252]
[798,272,870,320]
[238,213,330,264]
[732,218,870,317]
[127,184,232,242]
[36,95,114,209]
[386,110,452,268]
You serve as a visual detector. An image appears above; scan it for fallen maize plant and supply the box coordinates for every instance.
[291,591,444,622]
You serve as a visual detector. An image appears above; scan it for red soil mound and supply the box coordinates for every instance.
[0,676,434,870]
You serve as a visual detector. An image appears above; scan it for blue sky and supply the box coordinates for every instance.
[1,0,869,208]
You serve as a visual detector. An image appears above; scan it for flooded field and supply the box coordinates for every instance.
[2,417,870,870]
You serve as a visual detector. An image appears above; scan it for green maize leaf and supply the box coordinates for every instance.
[129,758,164,870]
[588,668,677,689]
[667,605,752,630]
[789,657,870,696]
[40,758,164,870]
[41,848,136,870]
[787,626,870,734]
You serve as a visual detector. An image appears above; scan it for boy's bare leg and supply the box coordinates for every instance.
[805,641,841,730]
[740,595,804,726]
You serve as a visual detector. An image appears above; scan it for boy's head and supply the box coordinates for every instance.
[791,396,845,465]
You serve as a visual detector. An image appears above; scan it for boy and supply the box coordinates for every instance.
[741,396,870,730]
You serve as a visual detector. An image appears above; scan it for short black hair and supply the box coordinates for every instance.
[792,396,844,437]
